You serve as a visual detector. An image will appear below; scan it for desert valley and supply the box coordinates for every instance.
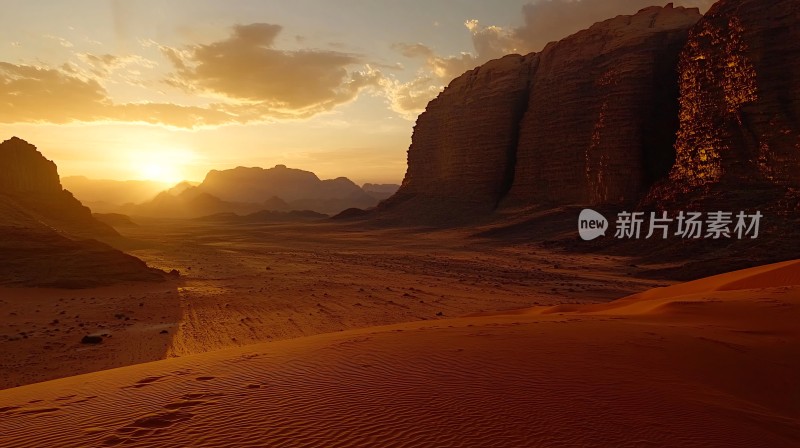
[1,0,800,447]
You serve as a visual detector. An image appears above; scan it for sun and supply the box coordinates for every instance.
[137,161,183,185]
[130,146,198,185]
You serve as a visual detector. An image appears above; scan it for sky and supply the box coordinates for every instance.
[0,0,713,186]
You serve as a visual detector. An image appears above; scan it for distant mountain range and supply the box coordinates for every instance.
[61,176,169,213]
[0,136,400,285]
[72,165,400,219]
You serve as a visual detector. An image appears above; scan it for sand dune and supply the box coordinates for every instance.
[1,260,798,447]
[0,221,665,390]
[535,259,800,316]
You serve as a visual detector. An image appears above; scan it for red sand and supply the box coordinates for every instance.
[1,259,798,447]
[1,221,663,389]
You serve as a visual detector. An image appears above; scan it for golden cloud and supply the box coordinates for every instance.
[0,62,233,127]
[161,23,381,115]
[0,23,382,127]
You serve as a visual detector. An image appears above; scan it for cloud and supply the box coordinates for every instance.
[392,43,478,81]
[77,53,156,78]
[508,0,715,54]
[161,23,381,117]
[44,35,74,48]
[463,0,715,66]
[0,23,384,127]
[380,75,443,119]
[0,62,234,127]
[0,63,108,123]
[384,40,483,118]
[388,0,713,117]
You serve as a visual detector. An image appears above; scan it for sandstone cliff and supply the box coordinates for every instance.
[384,5,701,219]
[509,5,701,205]
[397,53,537,211]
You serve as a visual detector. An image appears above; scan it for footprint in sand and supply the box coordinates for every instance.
[180,392,224,400]
[122,375,169,390]
[15,407,61,415]
[162,400,210,410]
[126,410,194,429]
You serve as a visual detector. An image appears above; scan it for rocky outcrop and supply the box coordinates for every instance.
[0,224,166,288]
[662,0,800,195]
[0,137,62,194]
[0,137,118,239]
[0,137,167,287]
[383,5,702,219]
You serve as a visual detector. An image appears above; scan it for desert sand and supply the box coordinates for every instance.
[1,219,666,389]
[0,256,798,447]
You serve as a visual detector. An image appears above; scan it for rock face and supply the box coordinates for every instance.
[664,0,800,194]
[509,5,701,205]
[397,54,537,211]
[0,137,166,287]
[0,137,118,239]
[384,5,702,218]
[0,137,62,194]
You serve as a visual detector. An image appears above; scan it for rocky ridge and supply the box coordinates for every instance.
[0,137,167,287]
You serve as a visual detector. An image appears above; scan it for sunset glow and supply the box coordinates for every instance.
[0,0,715,184]
[128,147,197,184]
[137,162,182,184]
[1,1,798,447]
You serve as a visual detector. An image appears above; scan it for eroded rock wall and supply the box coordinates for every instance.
[666,0,800,193]
[509,5,700,205]
[388,5,701,217]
